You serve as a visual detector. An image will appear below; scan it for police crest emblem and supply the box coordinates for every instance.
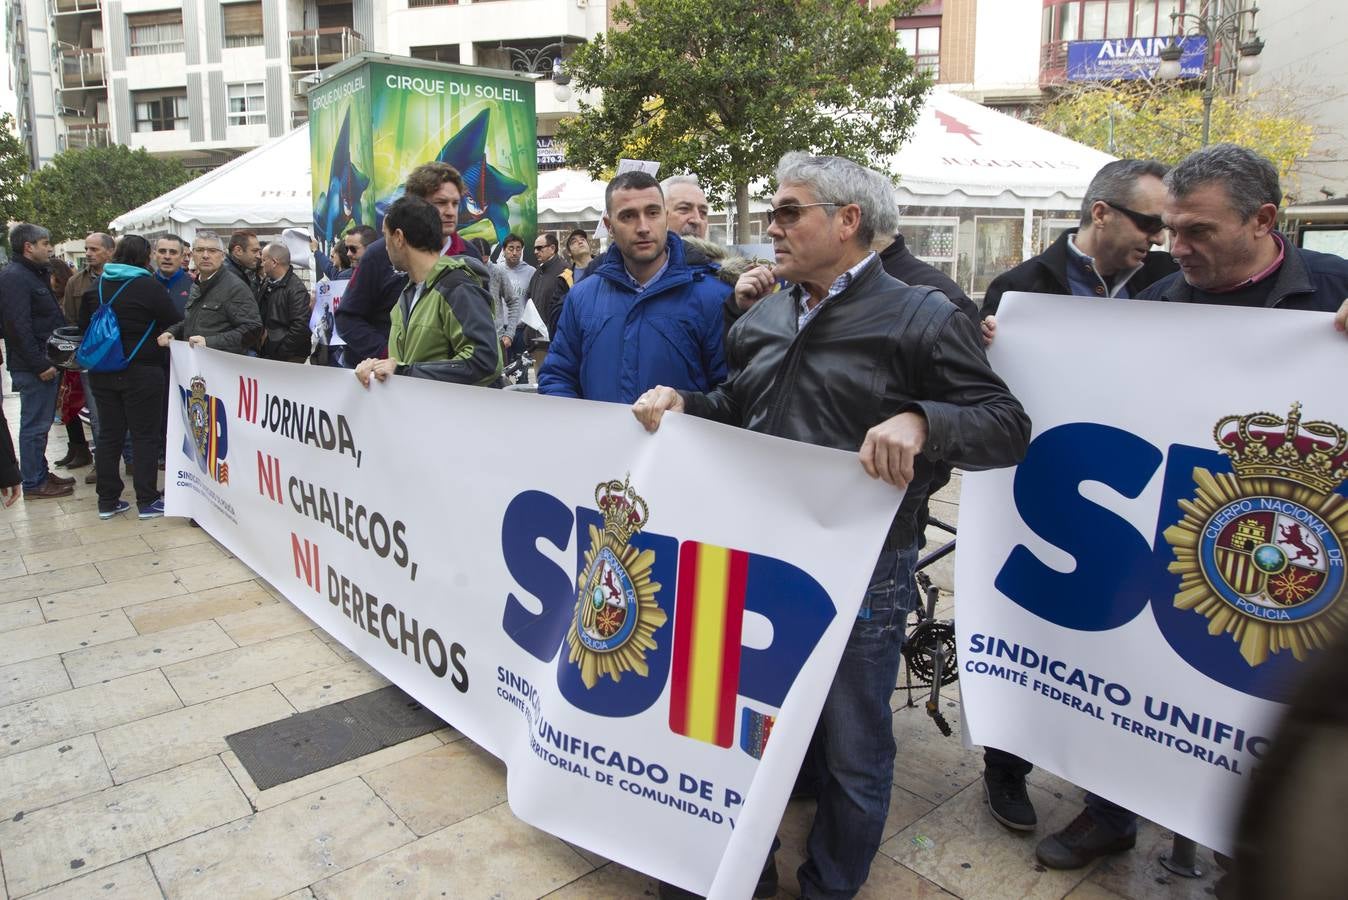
[183,376,229,484]
[567,475,667,688]
[1165,403,1348,667]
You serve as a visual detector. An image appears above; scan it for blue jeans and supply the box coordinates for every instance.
[798,542,920,899]
[10,369,59,490]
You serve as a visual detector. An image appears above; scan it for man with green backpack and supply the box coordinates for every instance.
[353,196,502,389]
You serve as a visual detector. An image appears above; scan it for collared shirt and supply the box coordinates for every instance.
[798,252,876,329]
[1209,232,1285,294]
[1065,234,1141,299]
[625,254,670,294]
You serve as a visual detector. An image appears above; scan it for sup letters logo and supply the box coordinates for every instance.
[1165,403,1347,667]
[502,475,837,753]
[180,376,230,484]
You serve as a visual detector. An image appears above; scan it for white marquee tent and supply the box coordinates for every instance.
[110,127,312,243]
[109,90,1113,294]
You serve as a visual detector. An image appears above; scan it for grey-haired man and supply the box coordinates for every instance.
[635,152,1030,898]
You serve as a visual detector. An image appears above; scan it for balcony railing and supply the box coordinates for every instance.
[51,0,101,15]
[59,46,106,90]
[64,122,110,150]
[288,27,365,73]
[1040,40,1068,84]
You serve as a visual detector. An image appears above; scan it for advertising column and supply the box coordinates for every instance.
[310,56,538,253]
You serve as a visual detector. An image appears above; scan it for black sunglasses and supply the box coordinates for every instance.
[766,202,839,227]
[534,244,549,251]
[1102,200,1164,234]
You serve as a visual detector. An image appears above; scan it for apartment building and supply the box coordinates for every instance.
[5,0,608,170]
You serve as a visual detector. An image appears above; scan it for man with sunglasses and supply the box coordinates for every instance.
[982,160,1176,328]
[973,158,1176,868]
[528,232,573,338]
[633,153,1029,898]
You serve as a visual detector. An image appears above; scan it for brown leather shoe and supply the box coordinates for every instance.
[46,472,76,487]
[25,479,74,499]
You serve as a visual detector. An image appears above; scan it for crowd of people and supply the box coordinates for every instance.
[3,139,1348,899]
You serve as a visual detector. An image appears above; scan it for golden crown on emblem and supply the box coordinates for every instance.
[595,474,649,545]
[1214,402,1348,495]
[189,376,207,401]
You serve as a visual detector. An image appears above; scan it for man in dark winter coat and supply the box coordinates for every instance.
[0,222,76,499]
[224,230,263,299]
[257,242,313,362]
[880,233,978,321]
[981,159,1176,320]
[530,232,570,337]
[158,231,262,355]
[976,158,1176,860]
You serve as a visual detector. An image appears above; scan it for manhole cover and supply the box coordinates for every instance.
[340,686,446,747]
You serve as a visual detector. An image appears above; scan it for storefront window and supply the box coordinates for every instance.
[1132,0,1158,36]
[1042,1,1190,43]
[1057,1,1080,41]
[898,217,958,278]
[1082,1,1107,39]
[1107,1,1129,37]
[973,217,1025,296]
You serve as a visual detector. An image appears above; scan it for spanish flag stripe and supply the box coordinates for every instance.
[714,549,749,748]
[686,545,731,742]
[668,542,700,737]
[670,542,749,747]
[207,406,218,479]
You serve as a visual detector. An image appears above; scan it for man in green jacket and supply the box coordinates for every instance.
[354,197,502,388]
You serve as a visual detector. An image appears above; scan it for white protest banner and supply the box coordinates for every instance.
[956,293,1348,853]
[165,346,903,897]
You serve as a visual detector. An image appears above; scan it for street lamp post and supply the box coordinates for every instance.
[1156,2,1265,146]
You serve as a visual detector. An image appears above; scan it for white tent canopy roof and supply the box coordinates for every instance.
[110,127,311,241]
[891,89,1115,210]
[537,168,609,222]
[109,93,1114,239]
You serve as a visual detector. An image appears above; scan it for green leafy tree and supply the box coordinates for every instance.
[556,0,930,242]
[0,112,34,228]
[26,144,192,243]
[1037,82,1315,193]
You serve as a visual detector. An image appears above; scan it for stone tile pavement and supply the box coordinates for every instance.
[0,388,1224,899]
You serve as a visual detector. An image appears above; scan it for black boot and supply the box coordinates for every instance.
[62,445,93,469]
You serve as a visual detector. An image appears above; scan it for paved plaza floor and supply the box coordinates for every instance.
[0,386,1224,899]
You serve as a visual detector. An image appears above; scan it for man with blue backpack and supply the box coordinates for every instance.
[77,234,182,520]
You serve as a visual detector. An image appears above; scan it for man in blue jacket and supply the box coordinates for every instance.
[538,171,728,403]
[0,223,76,499]
[154,235,194,314]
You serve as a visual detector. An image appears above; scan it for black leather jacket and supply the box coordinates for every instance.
[259,267,313,362]
[682,256,1031,548]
